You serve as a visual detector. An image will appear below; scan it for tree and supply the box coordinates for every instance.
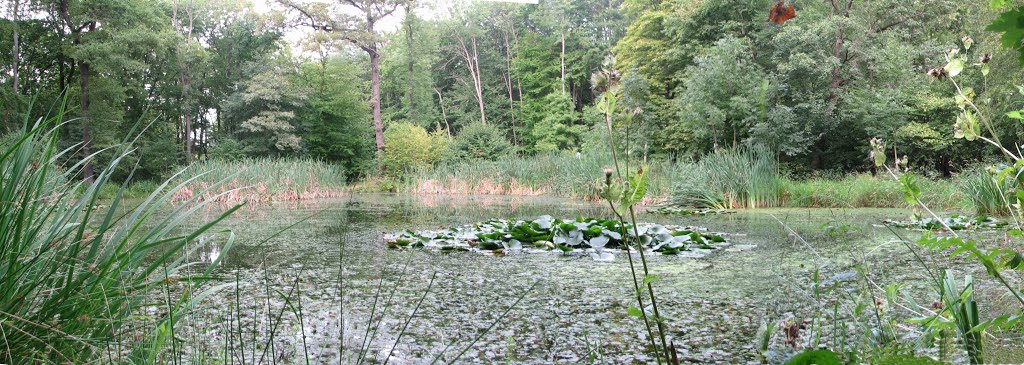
[278,0,407,153]
[222,59,307,157]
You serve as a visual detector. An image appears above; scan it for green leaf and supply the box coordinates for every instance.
[621,166,649,207]
[945,58,965,77]
[785,349,842,365]
[643,275,661,285]
[626,306,644,318]
[1007,111,1024,120]
[991,0,1011,10]
[899,173,922,205]
[986,7,1024,65]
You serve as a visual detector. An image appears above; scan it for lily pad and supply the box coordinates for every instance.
[882,214,1007,231]
[648,206,736,216]
[384,216,739,260]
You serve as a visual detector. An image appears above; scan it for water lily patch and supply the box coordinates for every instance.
[384,215,736,260]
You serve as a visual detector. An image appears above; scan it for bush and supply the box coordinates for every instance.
[383,122,447,177]
[445,123,513,162]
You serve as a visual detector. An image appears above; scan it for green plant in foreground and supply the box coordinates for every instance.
[0,105,239,362]
[593,56,674,364]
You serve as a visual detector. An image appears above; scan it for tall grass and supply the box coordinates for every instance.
[173,158,347,203]
[959,167,1012,216]
[671,146,783,209]
[0,107,238,362]
[785,173,966,210]
[405,152,674,201]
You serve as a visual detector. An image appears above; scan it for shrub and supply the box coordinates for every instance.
[446,123,513,162]
[383,122,447,177]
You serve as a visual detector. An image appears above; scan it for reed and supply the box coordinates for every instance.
[671,146,783,209]
[958,167,1012,216]
[172,158,347,203]
[0,105,238,362]
[404,152,673,202]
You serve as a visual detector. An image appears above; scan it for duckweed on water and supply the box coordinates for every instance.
[882,214,1007,231]
[385,215,735,259]
[648,206,736,216]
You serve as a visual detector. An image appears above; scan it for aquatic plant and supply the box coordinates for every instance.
[0,105,239,362]
[404,152,675,201]
[671,145,783,209]
[172,158,347,203]
[384,216,732,259]
[648,206,735,216]
[959,166,1013,216]
[882,214,1006,231]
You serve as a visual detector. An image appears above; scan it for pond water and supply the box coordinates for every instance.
[167,194,1022,364]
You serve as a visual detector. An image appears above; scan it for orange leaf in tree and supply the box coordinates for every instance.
[768,1,796,25]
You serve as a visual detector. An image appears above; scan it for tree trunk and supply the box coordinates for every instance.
[560,15,566,96]
[78,21,96,183]
[12,32,19,93]
[370,46,385,152]
[502,30,517,142]
[405,7,416,121]
[434,87,451,137]
[11,0,19,93]
[173,0,195,162]
[472,38,486,125]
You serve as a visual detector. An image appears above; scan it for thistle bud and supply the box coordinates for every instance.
[980,53,991,64]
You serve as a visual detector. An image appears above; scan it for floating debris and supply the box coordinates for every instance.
[648,206,735,216]
[385,215,735,260]
[882,214,1006,231]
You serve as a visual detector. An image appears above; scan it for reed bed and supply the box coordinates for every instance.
[172,158,348,203]
[785,173,966,210]
[670,146,784,209]
[404,152,674,202]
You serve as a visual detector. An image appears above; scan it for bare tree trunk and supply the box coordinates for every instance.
[370,46,385,152]
[472,38,486,125]
[79,23,95,183]
[11,0,20,93]
[434,87,451,137]
[818,0,853,170]
[173,0,196,162]
[502,30,518,145]
[456,35,487,125]
[405,6,417,121]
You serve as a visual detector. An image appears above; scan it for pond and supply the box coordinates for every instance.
[167,194,1022,364]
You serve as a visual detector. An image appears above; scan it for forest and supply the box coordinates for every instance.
[4,0,1022,185]
[4,0,1024,364]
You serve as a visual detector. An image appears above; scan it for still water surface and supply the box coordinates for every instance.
[169,194,1017,364]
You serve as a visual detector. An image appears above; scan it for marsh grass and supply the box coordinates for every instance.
[0,106,239,362]
[405,152,674,202]
[959,167,1012,216]
[784,173,966,210]
[172,158,347,203]
[671,146,783,209]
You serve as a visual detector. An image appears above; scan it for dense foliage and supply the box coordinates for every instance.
[2,0,1023,180]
